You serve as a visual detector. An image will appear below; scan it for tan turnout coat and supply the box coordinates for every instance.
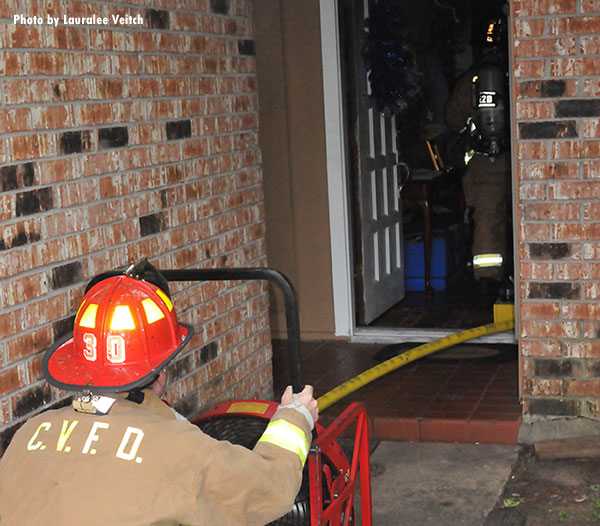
[0,391,310,525]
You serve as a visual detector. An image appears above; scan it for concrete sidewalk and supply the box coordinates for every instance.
[368,442,518,525]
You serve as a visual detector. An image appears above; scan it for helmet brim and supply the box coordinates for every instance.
[42,322,194,394]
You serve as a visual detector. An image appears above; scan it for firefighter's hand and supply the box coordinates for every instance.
[281,385,319,426]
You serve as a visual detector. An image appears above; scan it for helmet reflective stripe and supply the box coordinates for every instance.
[473,254,503,268]
[257,420,309,466]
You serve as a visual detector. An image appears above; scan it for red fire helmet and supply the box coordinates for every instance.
[42,275,194,393]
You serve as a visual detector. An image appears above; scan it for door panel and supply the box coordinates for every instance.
[342,0,405,325]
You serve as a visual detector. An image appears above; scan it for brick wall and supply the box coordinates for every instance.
[513,0,600,419]
[0,0,272,455]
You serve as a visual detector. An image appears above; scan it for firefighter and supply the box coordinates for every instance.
[445,18,511,296]
[0,261,318,526]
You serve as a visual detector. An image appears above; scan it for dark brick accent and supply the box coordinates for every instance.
[3,163,34,191]
[166,119,191,140]
[556,99,600,117]
[519,121,577,139]
[98,127,128,149]
[528,282,580,300]
[540,80,566,97]
[173,391,199,419]
[51,261,84,289]
[60,131,83,154]
[146,9,169,29]
[170,353,195,382]
[139,212,166,236]
[12,383,53,420]
[52,315,76,340]
[21,163,34,186]
[587,361,600,378]
[160,189,168,208]
[200,341,218,364]
[529,243,572,260]
[210,0,229,15]
[205,248,211,259]
[526,398,580,417]
[4,229,40,249]
[1,166,17,191]
[15,187,53,216]
[238,39,255,56]
[533,359,577,378]
[0,422,21,457]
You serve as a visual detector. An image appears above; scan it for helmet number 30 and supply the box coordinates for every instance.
[82,333,126,363]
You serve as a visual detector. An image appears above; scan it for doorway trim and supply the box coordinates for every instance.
[318,0,515,344]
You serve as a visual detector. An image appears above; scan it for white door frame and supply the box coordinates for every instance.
[318,0,515,344]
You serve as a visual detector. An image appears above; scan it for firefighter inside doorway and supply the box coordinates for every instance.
[445,16,512,298]
[0,259,319,526]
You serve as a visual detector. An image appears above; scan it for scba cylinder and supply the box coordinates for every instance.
[473,63,507,156]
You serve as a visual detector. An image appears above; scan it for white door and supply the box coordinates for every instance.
[341,0,405,325]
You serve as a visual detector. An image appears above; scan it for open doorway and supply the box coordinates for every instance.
[339,0,514,333]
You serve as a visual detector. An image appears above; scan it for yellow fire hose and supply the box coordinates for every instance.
[317,319,515,411]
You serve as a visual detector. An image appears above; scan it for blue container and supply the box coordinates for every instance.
[404,231,453,291]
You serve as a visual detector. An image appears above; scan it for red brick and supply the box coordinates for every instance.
[564,341,600,358]
[550,182,600,200]
[171,12,198,31]
[520,223,551,242]
[582,119,600,138]
[520,262,554,280]
[518,141,548,160]
[0,108,32,133]
[553,223,600,241]
[521,301,560,320]
[46,26,87,51]
[43,209,86,238]
[521,340,562,358]
[584,243,600,259]
[6,134,55,161]
[74,102,114,126]
[52,78,93,102]
[520,320,580,339]
[128,78,161,98]
[0,309,23,340]
[521,202,579,221]
[31,105,75,131]
[523,378,563,397]
[0,366,25,397]
[37,158,79,184]
[1,24,43,48]
[551,16,600,36]
[5,327,52,364]
[515,38,577,59]
[2,79,50,104]
[557,261,600,280]
[81,152,120,177]
[583,79,600,96]
[0,273,48,309]
[552,140,600,159]
[0,0,19,17]
[95,78,127,99]
[27,51,69,76]
[71,53,112,75]
[584,203,600,221]
[562,302,600,320]
[513,0,577,16]
[566,380,600,397]
[551,57,600,77]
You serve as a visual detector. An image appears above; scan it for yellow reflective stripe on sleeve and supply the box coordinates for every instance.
[256,420,309,465]
[473,254,503,268]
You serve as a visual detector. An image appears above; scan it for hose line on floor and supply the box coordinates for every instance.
[317,319,515,412]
